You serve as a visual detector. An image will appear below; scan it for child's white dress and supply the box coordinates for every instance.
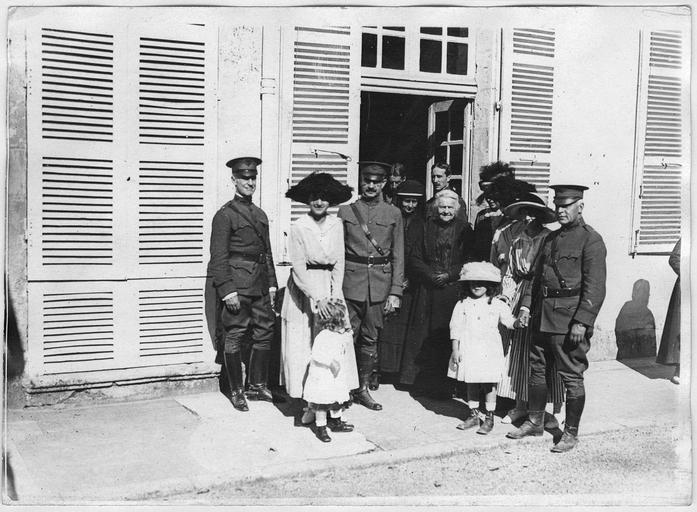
[447,296,517,383]
[303,329,358,406]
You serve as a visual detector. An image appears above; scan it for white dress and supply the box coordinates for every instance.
[302,329,357,405]
[447,296,517,383]
[281,214,357,398]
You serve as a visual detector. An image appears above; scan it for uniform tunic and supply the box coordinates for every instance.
[448,296,517,382]
[302,329,358,406]
[280,214,346,398]
[208,195,278,353]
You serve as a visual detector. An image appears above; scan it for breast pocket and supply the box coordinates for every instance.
[373,219,395,245]
[555,250,582,283]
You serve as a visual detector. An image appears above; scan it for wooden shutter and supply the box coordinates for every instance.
[280,26,359,226]
[499,28,555,200]
[25,13,216,379]
[631,30,688,254]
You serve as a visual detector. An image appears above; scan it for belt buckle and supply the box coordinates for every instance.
[258,253,265,263]
[367,255,374,267]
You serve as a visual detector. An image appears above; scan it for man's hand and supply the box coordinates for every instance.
[569,322,587,346]
[517,309,530,328]
[225,295,241,314]
[383,294,401,316]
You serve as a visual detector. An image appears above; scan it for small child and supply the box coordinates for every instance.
[302,298,359,442]
[448,261,519,435]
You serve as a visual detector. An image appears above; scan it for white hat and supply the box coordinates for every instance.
[458,261,502,283]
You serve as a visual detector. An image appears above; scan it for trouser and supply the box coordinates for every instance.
[221,293,275,354]
[529,332,590,429]
[346,299,385,376]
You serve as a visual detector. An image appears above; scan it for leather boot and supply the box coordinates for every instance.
[246,349,274,402]
[314,425,331,443]
[551,426,579,453]
[551,395,585,452]
[353,352,382,410]
[457,407,481,430]
[369,370,380,391]
[327,417,354,432]
[223,352,248,412]
[506,410,544,439]
[477,411,495,435]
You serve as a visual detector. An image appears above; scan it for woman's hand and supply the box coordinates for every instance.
[315,298,332,319]
[516,308,530,328]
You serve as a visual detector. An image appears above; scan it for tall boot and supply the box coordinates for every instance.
[224,352,248,412]
[551,395,585,453]
[353,352,382,411]
[246,349,273,402]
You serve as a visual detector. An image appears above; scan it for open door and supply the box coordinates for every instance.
[426,98,472,203]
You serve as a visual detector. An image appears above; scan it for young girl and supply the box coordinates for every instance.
[303,298,358,443]
[448,261,519,435]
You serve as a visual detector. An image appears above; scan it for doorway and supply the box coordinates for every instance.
[359,92,471,201]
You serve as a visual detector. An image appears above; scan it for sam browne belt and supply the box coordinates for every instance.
[542,286,581,298]
[345,254,390,266]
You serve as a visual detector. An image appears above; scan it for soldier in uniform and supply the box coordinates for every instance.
[507,185,607,452]
[208,157,278,412]
[338,161,405,410]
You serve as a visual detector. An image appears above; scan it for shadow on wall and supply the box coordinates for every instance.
[5,276,25,501]
[614,279,656,360]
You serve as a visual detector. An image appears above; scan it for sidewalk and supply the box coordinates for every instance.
[5,357,688,504]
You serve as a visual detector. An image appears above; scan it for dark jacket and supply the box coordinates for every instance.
[208,195,278,298]
[522,217,607,334]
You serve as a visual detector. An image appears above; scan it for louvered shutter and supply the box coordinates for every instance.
[499,28,556,200]
[280,27,359,227]
[25,14,216,378]
[631,30,688,254]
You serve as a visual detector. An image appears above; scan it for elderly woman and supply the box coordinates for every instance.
[399,189,474,398]
[281,172,357,427]
[497,192,564,427]
[374,180,426,388]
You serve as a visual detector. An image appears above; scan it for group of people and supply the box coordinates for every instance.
[209,156,608,453]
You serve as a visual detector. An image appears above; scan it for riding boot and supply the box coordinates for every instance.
[246,349,273,402]
[369,370,380,391]
[551,395,585,453]
[223,352,248,412]
[353,352,382,411]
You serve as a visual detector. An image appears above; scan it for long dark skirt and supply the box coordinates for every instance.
[657,277,680,365]
[378,289,415,373]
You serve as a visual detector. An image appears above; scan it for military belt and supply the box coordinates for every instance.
[345,254,390,266]
[306,263,335,271]
[229,252,267,263]
[542,286,581,298]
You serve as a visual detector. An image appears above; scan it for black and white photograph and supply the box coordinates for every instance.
[2,1,692,508]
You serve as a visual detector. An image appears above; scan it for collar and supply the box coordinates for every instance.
[561,217,585,231]
[359,195,381,207]
[234,194,253,205]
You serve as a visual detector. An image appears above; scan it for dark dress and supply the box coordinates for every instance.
[378,212,421,373]
[398,216,474,390]
[657,239,680,366]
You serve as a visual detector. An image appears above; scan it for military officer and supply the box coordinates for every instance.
[208,157,278,412]
[507,185,607,452]
[338,161,405,410]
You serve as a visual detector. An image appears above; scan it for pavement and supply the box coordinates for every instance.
[4,357,690,504]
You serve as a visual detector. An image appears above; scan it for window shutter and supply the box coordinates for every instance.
[499,28,555,200]
[25,13,216,379]
[631,30,688,254]
[280,26,359,227]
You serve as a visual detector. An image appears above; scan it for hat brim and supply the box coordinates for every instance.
[286,173,353,206]
[503,201,557,224]
[553,197,582,207]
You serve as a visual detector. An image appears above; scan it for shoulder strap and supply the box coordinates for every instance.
[350,203,386,256]
[227,201,266,245]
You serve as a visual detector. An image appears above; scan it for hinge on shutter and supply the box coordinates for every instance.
[631,229,639,258]
[260,77,276,96]
[495,100,502,112]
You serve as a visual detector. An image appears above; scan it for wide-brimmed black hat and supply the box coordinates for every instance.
[503,192,556,224]
[286,172,353,206]
[395,179,425,198]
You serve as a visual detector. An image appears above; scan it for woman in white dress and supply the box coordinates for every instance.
[281,172,357,426]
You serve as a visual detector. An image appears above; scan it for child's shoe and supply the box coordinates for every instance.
[477,411,494,435]
[456,408,480,430]
[315,425,331,443]
[327,417,354,432]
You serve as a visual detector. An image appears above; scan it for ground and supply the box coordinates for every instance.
[162,424,686,505]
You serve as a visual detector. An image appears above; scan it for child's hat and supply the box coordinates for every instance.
[459,261,502,283]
